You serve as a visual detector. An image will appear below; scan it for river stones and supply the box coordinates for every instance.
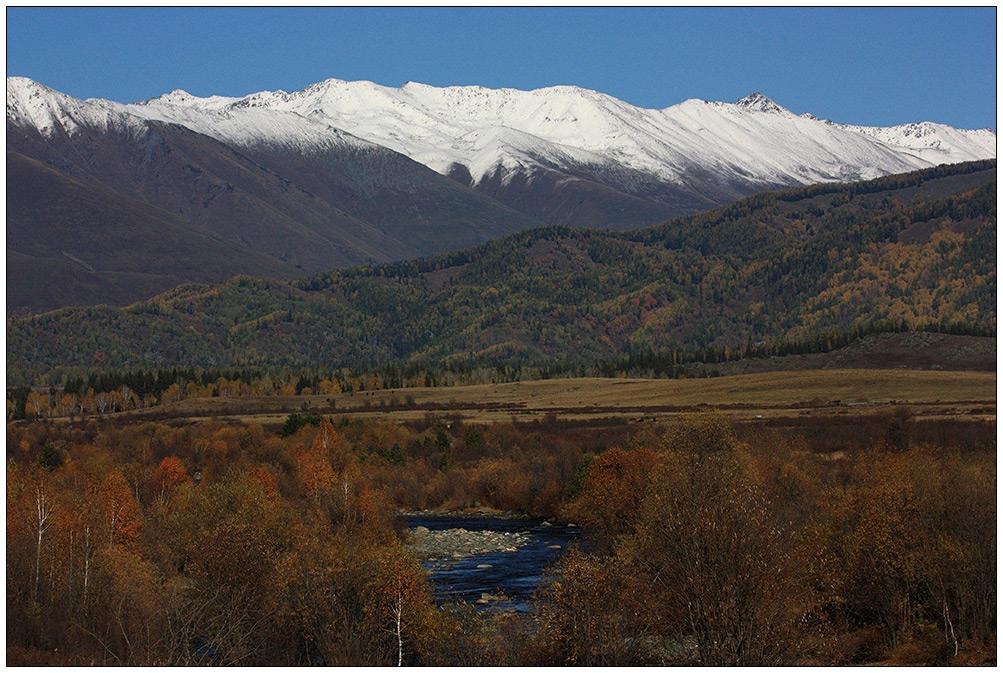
[408,526,530,560]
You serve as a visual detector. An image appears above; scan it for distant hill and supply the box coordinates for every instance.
[7,160,995,384]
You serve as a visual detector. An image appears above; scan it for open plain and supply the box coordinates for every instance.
[109,368,995,428]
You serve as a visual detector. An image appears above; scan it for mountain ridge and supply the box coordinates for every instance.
[117,77,996,183]
[10,75,994,185]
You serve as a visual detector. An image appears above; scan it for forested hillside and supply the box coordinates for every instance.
[7,160,995,385]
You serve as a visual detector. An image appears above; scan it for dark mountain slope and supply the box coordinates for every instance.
[6,151,298,314]
[463,152,787,231]
[236,141,545,259]
[7,161,995,383]
[7,120,414,272]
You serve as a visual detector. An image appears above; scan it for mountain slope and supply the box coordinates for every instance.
[6,151,299,314]
[7,161,995,382]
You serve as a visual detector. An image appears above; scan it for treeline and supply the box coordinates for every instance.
[617,318,995,372]
[61,367,265,400]
[7,321,995,421]
[775,158,997,202]
[637,158,996,253]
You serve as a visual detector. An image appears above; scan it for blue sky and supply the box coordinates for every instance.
[6,6,997,129]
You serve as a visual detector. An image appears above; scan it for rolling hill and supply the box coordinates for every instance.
[7,160,995,384]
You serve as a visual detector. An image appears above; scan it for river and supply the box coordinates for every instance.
[402,515,581,612]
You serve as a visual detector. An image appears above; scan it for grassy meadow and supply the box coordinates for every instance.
[107,368,996,426]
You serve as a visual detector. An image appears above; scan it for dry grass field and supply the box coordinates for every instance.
[118,368,995,426]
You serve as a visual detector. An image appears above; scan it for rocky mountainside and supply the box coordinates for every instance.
[7,151,297,314]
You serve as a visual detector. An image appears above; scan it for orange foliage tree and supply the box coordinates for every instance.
[563,445,659,547]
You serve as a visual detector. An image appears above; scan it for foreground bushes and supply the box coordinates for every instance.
[531,415,996,665]
[7,412,995,665]
[7,419,450,665]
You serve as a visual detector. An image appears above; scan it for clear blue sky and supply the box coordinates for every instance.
[6,6,997,129]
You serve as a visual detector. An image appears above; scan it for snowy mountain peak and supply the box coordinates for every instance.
[7,76,133,137]
[735,92,788,114]
[7,76,67,112]
[7,75,46,96]
[151,89,196,104]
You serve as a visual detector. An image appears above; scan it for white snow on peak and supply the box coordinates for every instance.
[7,76,996,191]
[125,82,378,153]
[734,92,790,115]
[6,76,143,138]
[138,88,241,111]
[836,120,998,165]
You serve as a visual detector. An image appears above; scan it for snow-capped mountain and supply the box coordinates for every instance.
[7,76,541,274]
[6,75,996,313]
[10,76,995,222]
[126,78,994,191]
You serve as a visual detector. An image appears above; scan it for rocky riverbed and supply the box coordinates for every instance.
[398,508,532,520]
[408,525,530,561]
[402,515,581,611]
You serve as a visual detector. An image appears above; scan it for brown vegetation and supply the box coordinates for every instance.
[7,418,457,665]
[529,414,996,665]
[7,403,995,665]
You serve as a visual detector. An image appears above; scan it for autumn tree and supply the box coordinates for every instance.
[151,455,190,499]
[87,547,164,663]
[98,470,143,549]
[530,547,656,665]
[563,445,659,547]
[622,415,814,665]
